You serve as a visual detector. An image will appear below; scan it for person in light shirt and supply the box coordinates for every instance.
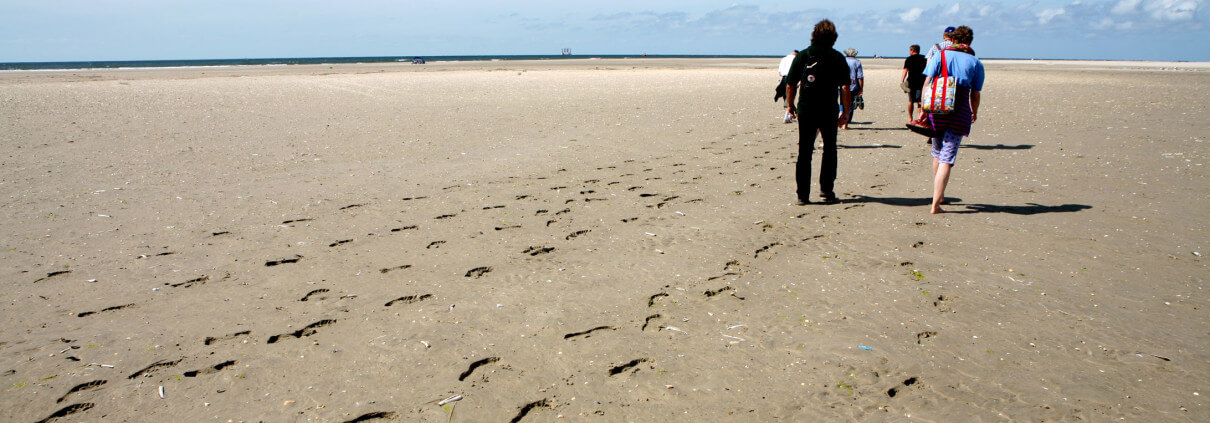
[776,50,798,123]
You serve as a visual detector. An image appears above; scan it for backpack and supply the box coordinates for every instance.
[799,47,823,91]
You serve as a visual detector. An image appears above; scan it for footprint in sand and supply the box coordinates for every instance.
[509,399,550,423]
[608,358,649,376]
[754,242,782,258]
[265,255,302,267]
[384,294,432,307]
[563,326,614,340]
[299,289,330,301]
[641,314,662,331]
[707,272,741,281]
[127,358,182,379]
[168,275,209,288]
[35,403,94,423]
[458,357,501,381]
[204,330,251,345]
[886,377,920,398]
[342,411,398,423]
[379,265,411,274]
[523,246,555,256]
[77,303,135,318]
[184,360,236,377]
[56,380,106,403]
[704,286,736,298]
[647,293,669,307]
[267,319,337,344]
[465,267,493,278]
[933,295,955,313]
[33,270,72,283]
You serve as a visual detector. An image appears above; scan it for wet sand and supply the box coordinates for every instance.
[1,58,1207,421]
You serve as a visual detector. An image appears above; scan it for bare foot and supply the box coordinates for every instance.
[930,205,945,214]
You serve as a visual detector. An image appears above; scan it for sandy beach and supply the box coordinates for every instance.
[1,57,1207,422]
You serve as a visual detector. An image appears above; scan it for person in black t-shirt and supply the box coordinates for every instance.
[785,19,851,205]
[901,44,928,121]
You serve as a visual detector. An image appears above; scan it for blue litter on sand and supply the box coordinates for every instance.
[858,345,873,350]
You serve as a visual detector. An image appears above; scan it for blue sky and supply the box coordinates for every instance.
[1,0,1207,62]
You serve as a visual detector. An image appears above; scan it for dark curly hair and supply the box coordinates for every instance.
[950,26,974,45]
[811,19,838,47]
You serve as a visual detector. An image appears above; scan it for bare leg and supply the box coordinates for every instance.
[908,102,915,121]
[931,160,952,214]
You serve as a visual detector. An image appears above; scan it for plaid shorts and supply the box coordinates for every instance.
[930,130,963,165]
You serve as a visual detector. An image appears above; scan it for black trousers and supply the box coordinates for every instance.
[796,111,838,200]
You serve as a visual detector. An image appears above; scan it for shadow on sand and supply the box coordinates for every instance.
[839,144,903,149]
[845,195,1092,215]
[960,144,1034,150]
[848,127,910,131]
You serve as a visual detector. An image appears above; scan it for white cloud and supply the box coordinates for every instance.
[946,3,961,15]
[1112,0,1143,14]
[1144,0,1199,21]
[901,8,924,22]
[1039,8,1066,24]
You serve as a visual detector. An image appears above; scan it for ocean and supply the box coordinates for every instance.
[0,55,774,71]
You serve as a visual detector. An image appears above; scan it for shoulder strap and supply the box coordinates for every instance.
[940,49,948,79]
[939,50,949,107]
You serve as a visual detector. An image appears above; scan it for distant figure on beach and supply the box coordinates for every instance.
[775,50,798,123]
[901,44,927,121]
[785,19,851,205]
[842,48,864,129]
[926,27,955,62]
[922,26,984,214]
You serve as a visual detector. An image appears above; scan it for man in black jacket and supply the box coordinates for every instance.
[785,19,851,205]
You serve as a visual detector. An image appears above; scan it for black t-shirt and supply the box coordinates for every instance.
[785,45,850,111]
[904,54,927,90]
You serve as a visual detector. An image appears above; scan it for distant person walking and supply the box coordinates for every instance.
[775,50,798,123]
[901,44,927,121]
[785,19,852,205]
[926,26,955,61]
[923,26,984,214]
[842,48,864,129]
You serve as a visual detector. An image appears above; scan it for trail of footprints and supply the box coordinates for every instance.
[29,137,940,421]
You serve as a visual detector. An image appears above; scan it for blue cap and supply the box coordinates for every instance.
[944,26,956,33]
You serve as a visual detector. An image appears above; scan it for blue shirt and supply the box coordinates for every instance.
[923,50,984,91]
[845,57,863,92]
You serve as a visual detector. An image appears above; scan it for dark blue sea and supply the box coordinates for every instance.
[0,55,773,71]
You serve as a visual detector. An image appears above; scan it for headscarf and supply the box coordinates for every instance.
[945,44,975,56]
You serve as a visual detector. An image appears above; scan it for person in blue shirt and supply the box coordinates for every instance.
[842,48,864,129]
[922,25,984,214]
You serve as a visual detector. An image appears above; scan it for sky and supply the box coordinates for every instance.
[1,0,1207,62]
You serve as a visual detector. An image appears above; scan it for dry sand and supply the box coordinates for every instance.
[1,58,1207,422]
